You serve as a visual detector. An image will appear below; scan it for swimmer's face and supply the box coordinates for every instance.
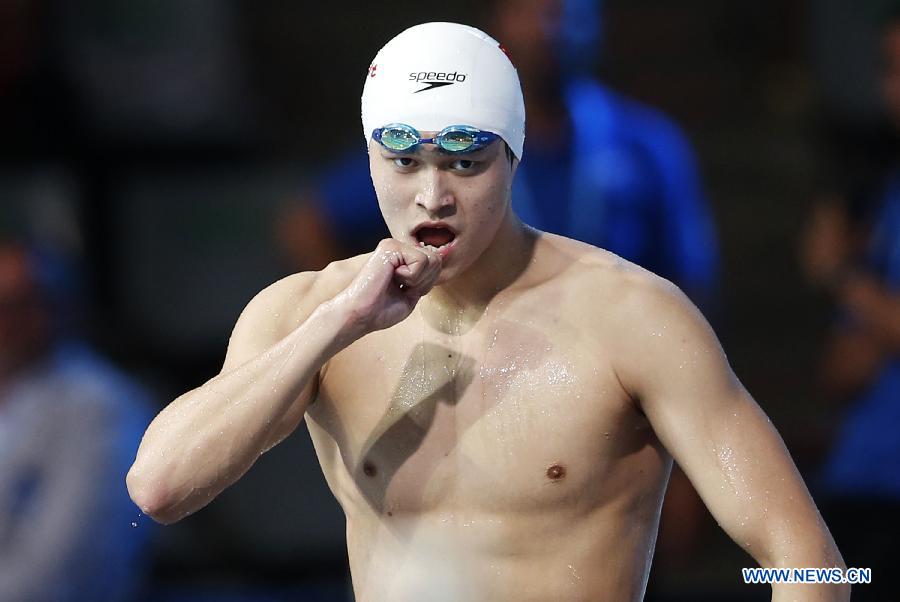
[369,135,517,283]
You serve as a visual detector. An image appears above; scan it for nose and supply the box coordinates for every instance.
[414,167,455,215]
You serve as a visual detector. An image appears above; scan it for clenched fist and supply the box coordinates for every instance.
[334,239,442,338]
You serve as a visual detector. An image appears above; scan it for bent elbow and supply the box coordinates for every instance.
[126,466,181,525]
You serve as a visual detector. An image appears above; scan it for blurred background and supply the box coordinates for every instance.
[2,0,897,600]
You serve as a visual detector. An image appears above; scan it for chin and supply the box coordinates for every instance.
[435,255,472,284]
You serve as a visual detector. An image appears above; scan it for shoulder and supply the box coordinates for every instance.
[539,232,668,294]
[238,252,371,336]
[577,245,726,391]
[541,234,728,400]
[222,253,371,372]
[541,232,704,333]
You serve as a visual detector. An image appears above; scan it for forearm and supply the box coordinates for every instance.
[767,546,848,597]
[127,300,352,524]
[763,516,849,601]
[772,583,850,601]
[772,583,850,602]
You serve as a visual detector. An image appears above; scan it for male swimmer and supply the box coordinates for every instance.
[128,23,848,601]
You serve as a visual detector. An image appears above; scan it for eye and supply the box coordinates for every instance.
[392,157,416,168]
[450,159,476,170]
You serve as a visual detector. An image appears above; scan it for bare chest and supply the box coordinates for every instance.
[306,309,655,517]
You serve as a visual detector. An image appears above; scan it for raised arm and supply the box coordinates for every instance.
[126,270,346,524]
[612,275,849,601]
[126,240,442,525]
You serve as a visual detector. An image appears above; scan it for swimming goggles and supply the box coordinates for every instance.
[372,123,500,153]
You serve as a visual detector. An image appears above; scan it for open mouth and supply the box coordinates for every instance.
[413,224,457,253]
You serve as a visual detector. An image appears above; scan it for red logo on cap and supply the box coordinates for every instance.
[368,64,378,78]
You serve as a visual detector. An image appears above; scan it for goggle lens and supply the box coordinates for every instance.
[380,127,418,151]
[439,130,477,152]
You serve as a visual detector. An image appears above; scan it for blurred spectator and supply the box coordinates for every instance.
[277,0,718,312]
[801,8,900,600]
[0,241,155,601]
[54,0,253,143]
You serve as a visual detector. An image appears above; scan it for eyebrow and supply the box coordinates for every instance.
[449,146,491,158]
[382,146,492,159]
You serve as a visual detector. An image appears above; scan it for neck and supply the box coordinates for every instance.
[422,209,537,330]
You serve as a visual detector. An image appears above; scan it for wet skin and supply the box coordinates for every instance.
[302,136,840,600]
[306,238,670,601]
[128,137,846,601]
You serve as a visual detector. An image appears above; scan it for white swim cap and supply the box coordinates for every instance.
[361,22,526,159]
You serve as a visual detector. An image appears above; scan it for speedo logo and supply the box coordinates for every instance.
[409,71,467,93]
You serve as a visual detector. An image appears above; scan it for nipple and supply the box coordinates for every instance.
[546,463,567,480]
